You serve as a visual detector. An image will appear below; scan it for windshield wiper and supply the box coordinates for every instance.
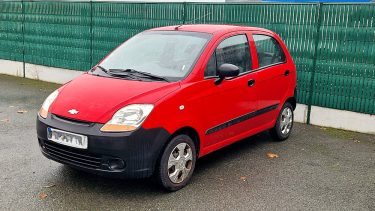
[93,66,138,80]
[109,68,169,82]
[95,65,109,74]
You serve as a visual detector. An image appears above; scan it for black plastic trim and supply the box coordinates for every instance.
[36,114,171,178]
[206,103,279,135]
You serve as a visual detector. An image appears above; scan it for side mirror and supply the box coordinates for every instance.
[215,63,240,85]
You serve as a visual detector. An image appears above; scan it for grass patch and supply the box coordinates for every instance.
[0,74,61,91]
[319,126,358,140]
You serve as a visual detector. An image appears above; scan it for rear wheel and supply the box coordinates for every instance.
[270,102,294,141]
[155,134,196,191]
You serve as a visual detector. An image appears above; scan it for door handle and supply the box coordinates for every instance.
[248,79,255,87]
[284,70,290,76]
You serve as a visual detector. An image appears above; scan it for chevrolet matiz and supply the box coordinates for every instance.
[37,24,296,191]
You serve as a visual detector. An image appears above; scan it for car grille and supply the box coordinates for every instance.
[43,141,102,169]
[52,114,93,127]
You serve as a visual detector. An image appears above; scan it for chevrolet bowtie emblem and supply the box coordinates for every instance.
[68,109,79,115]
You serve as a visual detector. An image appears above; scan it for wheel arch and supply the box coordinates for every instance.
[285,96,296,110]
[170,126,201,157]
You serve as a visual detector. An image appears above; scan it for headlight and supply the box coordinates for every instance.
[101,104,154,132]
[39,90,59,119]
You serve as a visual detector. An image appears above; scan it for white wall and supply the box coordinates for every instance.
[296,103,375,135]
[24,63,83,84]
[0,60,23,77]
[0,59,83,84]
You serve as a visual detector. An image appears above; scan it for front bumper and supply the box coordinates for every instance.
[36,113,170,178]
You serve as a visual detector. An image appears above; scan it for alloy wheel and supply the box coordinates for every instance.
[167,143,193,184]
[280,107,293,135]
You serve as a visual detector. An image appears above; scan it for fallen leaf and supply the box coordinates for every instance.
[0,119,9,123]
[266,152,279,159]
[43,184,55,188]
[39,193,47,199]
[9,106,14,108]
[17,109,28,114]
[240,176,247,181]
[354,140,360,143]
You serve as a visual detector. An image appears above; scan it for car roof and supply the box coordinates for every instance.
[149,24,273,35]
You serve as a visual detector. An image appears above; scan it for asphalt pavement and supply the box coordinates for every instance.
[0,74,374,210]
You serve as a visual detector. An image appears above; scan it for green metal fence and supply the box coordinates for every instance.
[185,3,320,112]
[23,1,91,70]
[91,2,184,66]
[0,1,23,61]
[0,1,374,115]
[312,4,375,114]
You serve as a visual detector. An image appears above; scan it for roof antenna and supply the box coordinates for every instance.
[185,12,211,25]
[174,24,183,30]
[174,12,211,30]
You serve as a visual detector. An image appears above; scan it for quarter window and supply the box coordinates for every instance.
[205,35,251,77]
[253,34,286,68]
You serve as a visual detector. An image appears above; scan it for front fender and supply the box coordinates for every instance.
[142,87,205,150]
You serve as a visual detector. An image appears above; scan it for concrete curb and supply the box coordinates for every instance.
[0,59,23,77]
[24,63,83,84]
[295,103,374,134]
[0,59,83,84]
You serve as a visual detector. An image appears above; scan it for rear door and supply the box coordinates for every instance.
[200,32,259,147]
[250,33,291,125]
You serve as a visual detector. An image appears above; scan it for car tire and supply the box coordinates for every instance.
[270,102,294,141]
[155,134,197,191]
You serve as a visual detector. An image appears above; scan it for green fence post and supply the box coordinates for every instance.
[183,2,187,24]
[21,0,25,78]
[90,0,93,68]
[306,3,323,124]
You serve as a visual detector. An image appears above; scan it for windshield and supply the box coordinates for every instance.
[93,31,212,82]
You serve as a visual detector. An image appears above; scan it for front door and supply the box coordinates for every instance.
[200,33,259,147]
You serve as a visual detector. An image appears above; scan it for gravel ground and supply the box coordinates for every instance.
[0,74,374,210]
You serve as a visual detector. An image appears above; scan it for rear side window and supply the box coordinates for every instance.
[205,34,251,77]
[253,34,286,68]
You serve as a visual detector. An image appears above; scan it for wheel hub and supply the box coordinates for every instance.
[280,107,293,135]
[167,143,193,184]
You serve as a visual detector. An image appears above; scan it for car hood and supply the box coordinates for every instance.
[50,74,180,123]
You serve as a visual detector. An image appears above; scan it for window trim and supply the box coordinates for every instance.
[203,33,253,79]
[204,57,288,80]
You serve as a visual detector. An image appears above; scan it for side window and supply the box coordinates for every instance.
[204,35,251,77]
[253,34,286,68]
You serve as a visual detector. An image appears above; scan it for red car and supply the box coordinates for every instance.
[37,24,296,191]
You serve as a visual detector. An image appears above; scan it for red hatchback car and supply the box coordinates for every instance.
[37,24,296,191]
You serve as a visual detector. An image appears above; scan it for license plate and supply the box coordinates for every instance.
[47,128,88,149]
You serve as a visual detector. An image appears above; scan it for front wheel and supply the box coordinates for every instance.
[270,102,294,141]
[155,134,196,191]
